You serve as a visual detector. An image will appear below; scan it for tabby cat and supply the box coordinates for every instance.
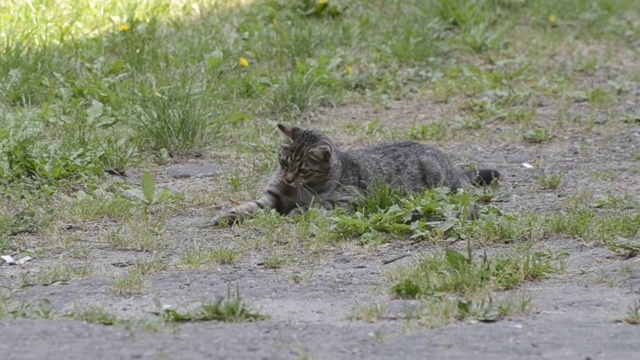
[212,124,500,226]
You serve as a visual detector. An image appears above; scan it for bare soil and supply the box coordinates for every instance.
[2,88,640,359]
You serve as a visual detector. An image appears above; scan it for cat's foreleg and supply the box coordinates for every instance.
[319,189,362,211]
[212,191,280,226]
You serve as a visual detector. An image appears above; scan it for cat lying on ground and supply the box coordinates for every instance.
[212,123,500,226]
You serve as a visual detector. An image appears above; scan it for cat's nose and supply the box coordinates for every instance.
[284,173,296,184]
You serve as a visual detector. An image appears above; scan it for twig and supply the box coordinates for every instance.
[382,254,409,265]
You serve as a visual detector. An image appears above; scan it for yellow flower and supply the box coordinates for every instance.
[547,15,557,26]
[345,65,352,75]
[239,57,249,67]
[318,0,327,4]
[119,24,130,32]
[272,19,278,27]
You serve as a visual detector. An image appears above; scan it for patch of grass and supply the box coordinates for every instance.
[329,184,500,243]
[71,307,119,326]
[134,89,223,157]
[407,122,448,142]
[623,300,640,325]
[67,192,135,222]
[104,220,167,252]
[0,210,39,252]
[590,193,639,210]
[262,255,287,269]
[586,88,612,108]
[37,263,93,285]
[181,247,240,269]
[563,190,594,210]
[346,120,385,137]
[156,287,267,323]
[112,269,146,296]
[34,298,54,320]
[0,296,59,320]
[266,65,331,119]
[68,246,91,260]
[348,302,387,323]
[387,244,567,324]
[522,129,553,144]
[592,169,619,181]
[134,256,169,275]
[548,210,640,244]
[538,173,563,190]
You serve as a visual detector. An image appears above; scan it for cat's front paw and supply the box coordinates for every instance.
[211,211,238,227]
[288,206,310,216]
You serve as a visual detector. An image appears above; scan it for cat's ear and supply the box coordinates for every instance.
[277,123,300,142]
[309,144,332,162]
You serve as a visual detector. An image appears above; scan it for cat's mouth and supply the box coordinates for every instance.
[282,178,307,188]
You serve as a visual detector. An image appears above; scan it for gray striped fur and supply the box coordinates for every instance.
[212,124,500,226]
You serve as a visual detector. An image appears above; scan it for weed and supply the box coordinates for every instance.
[591,193,639,210]
[37,263,93,285]
[35,299,54,320]
[266,66,329,119]
[68,193,135,222]
[134,256,169,275]
[386,245,567,324]
[181,247,240,269]
[134,89,223,157]
[407,122,448,142]
[123,171,166,208]
[262,255,287,269]
[592,169,619,181]
[113,269,146,296]
[348,302,387,323]
[155,287,267,323]
[330,184,501,243]
[71,307,119,326]
[104,220,167,252]
[522,129,553,144]
[538,173,563,190]
[624,300,640,325]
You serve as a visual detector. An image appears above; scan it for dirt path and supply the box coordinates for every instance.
[3,243,640,360]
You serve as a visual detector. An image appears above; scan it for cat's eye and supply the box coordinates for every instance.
[279,158,288,168]
[299,168,310,175]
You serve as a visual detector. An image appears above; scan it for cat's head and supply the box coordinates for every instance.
[276,124,333,187]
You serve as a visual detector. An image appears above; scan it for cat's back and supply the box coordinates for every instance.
[349,141,448,161]
[340,141,466,191]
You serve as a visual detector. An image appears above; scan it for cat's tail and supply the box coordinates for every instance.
[463,169,501,186]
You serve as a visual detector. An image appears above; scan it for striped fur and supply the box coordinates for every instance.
[212,124,500,226]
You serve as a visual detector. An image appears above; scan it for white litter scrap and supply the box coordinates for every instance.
[17,256,33,265]
[521,162,534,169]
[1,255,16,265]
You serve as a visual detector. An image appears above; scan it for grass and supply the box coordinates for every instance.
[348,302,387,323]
[71,307,120,326]
[538,173,563,190]
[181,247,241,269]
[112,269,147,296]
[623,300,640,325]
[37,263,93,285]
[0,0,637,196]
[262,254,287,269]
[155,287,267,323]
[386,244,566,324]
